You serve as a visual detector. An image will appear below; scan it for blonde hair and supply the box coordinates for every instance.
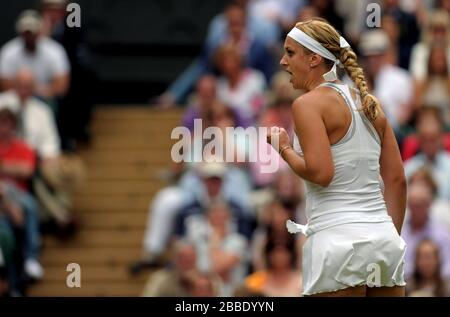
[295,18,381,121]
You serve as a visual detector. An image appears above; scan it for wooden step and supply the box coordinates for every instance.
[79,211,148,230]
[79,149,173,164]
[75,180,164,195]
[43,229,144,248]
[39,265,150,283]
[84,164,167,181]
[40,247,143,266]
[28,281,146,297]
[93,107,183,120]
[73,194,152,212]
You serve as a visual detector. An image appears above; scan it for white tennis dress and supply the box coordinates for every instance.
[290,82,406,295]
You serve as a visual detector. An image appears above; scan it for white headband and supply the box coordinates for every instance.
[287,27,351,82]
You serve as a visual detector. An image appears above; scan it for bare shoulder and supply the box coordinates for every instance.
[292,87,338,114]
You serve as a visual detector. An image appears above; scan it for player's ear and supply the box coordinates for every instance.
[309,53,322,68]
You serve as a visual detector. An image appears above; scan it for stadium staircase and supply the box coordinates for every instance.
[28,106,183,296]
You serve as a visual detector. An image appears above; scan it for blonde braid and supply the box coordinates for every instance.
[340,48,381,121]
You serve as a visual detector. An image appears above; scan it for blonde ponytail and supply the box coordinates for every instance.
[340,48,381,121]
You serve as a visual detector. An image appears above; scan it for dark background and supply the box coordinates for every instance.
[0,0,228,103]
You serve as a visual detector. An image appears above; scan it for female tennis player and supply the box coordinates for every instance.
[267,18,407,297]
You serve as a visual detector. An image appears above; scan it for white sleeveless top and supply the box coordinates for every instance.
[291,82,392,236]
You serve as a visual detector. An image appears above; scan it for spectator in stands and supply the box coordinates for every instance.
[251,198,302,272]
[243,237,301,296]
[408,168,450,232]
[0,69,80,237]
[381,13,402,66]
[0,181,22,295]
[410,10,450,85]
[0,10,70,112]
[381,0,420,70]
[185,201,247,297]
[141,239,202,296]
[40,0,96,149]
[407,239,450,297]
[181,75,218,132]
[133,161,253,274]
[402,106,450,161]
[413,44,450,123]
[309,0,344,34]
[215,43,266,124]
[0,108,43,281]
[157,0,274,106]
[248,0,306,34]
[404,106,450,201]
[358,30,414,139]
[176,162,254,240]
[296,5,319,25]
[206,0,280,52]
[401,182,450,279]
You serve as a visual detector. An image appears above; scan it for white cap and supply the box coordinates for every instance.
[198,162,227,179]
[359,30,390,56]
[16,10,43,34]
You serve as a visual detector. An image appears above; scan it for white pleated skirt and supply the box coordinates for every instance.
[301,221,407,296]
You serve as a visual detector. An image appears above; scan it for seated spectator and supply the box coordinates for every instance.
[0,69,81,237]
[158,1,275,106]
[176,162,254,240]
[40,0,96,148]
[133,161,253,275]
[207,0,280,51]
[413,44,450,123]
[401,182,450,279]
[381,0,420,70]
[0,10,70,110]
[406,239,450,297]
[0,108,43,282]
[402,106,450,161]
[141,239,219,297]
[244,237,302,297]
[181,75,252,131]
[185,201,248,297]
[248,0,305,34]
[404,106,450,201]
[310,0,344,34]
[296,4,318,24]
[408,168,450,232]
[251,198,303,272]
[358,30,414,138]
[410,10,450,87]
[0,182,21,295]
[215,43,266,125]
[181,75,218,132]
[381,13,402,66]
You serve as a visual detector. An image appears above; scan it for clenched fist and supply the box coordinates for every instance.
[266,126,291,153]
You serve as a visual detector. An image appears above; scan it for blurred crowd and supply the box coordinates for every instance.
[134,0,450,297]
[0,0,89,296]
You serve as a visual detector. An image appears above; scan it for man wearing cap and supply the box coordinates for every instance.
[0,10,70,103]
[174,162,254,240]
[358,29,413,139]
